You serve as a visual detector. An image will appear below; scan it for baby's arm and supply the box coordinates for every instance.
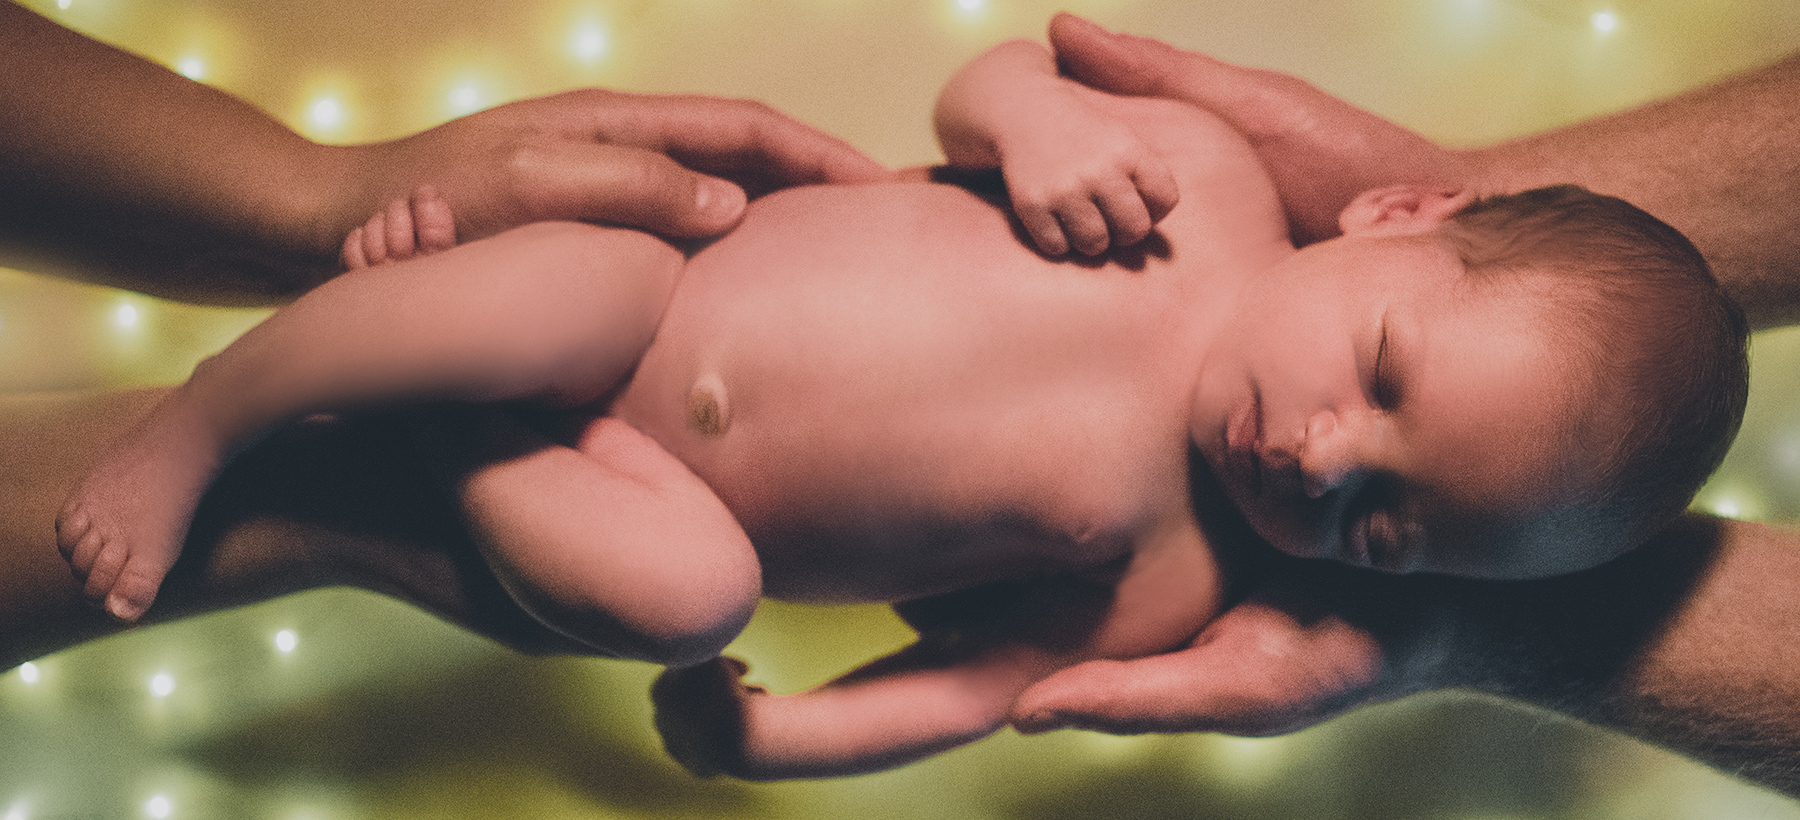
[653,519,1219,779]
[57,222,684,621]
[934,40,1180,257]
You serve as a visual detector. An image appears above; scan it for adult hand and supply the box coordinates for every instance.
[1,1,890,304]
[1046,13,1467,246]
[1011,554,1429,736]
[1012,516,1726,754]
[355,89,890,247]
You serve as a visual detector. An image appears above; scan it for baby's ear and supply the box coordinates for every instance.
[1337,184,1474,237]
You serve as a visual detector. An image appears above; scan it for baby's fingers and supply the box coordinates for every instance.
[1016,200,1073,257]
[1056,197,1114,257]
[1135,157,1181,225]
[1092,176,1155,248]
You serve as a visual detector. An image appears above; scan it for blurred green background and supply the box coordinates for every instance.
[4,0,1800,817]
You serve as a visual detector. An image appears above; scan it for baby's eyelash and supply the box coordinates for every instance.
[1372,315,1398,408]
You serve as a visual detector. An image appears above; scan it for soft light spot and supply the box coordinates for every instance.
[956,0,984,10]
[144,795,171,819]
[447,84,482,115]
[113,303,139,330]
[1709,496,1740,518]
[4,800,28,820]
[1590,10,1616,33]
[175,56,206,80]
[17,662,38,685]
[570,23,608,64]
[308,97,343,132]
[274,629,298,653]
[149,672,175,698]
[1202,734,1292,787]
[56,0,70,8]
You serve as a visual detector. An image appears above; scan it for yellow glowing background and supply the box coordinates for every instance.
[4,0,1800,817]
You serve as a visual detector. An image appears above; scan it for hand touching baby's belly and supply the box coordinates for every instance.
[607,182,1204,603]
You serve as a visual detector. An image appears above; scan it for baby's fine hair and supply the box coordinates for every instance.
[1439,185,1749,549]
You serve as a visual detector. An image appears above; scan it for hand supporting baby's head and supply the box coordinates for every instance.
[1195,183,1747,579]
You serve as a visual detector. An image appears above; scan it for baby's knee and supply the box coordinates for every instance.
[538,571,759,668]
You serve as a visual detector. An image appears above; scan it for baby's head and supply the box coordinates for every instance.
[1192,183,1747,579]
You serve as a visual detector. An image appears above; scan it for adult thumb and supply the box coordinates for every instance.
[522,142,749,239]
[1048,13,1178,97]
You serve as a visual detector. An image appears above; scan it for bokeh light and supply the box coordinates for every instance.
[174,55,205,80]
[306,97,342,133]
[569,20,607,64]
[7,0,1800,818]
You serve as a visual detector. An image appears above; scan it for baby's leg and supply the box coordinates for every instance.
[59,221,681,620]
[424,410,759,666]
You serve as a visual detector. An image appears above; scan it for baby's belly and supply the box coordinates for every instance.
[607,182,1191,602]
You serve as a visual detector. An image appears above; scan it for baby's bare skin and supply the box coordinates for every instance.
[610,166,1265,604]
[58,53,1292,776]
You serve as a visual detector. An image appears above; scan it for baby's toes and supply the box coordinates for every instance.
[104,560,164,622]
[54,502,93,564]
[410,185,458,254]
[379,197,419,262]
[80,527,130,602]
[353,209,393,267]
[340,226,369,269]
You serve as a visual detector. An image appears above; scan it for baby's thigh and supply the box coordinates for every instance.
[445,222,686,406]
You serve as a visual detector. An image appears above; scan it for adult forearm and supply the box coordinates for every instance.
[0,2,354,303]
[1445,515,1800,795]
[1465,54,1800,330]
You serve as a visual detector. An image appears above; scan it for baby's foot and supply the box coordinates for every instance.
[341,184,458,269]
[56,391,230,621]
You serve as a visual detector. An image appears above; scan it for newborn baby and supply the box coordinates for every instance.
[59,39,1745,778]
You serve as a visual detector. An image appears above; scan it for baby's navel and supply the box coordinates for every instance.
[687,373,731,436]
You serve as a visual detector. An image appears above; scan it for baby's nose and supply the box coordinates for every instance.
[1300,410,1364,499]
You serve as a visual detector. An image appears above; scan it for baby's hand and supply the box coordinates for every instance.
[651,655,766,778]
[1000,100,1179,257]
[340,185,458,269]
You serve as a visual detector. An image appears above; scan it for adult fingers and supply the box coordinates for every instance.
[1012,597,1385,737]
[576,92,890,189]
[511,140,751,238]
[1048,13,1268,120]
[1048,13,1194,99]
